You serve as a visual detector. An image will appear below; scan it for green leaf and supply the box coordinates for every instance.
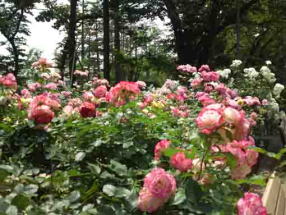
[11,194,30,211]
[235,175,266,186]
[6,206,18,215]
[68,191,81,203]
[109,160,127,176]
[102,184,116,196]
[75,152,86,161]
[163,148,182,158]
[172,188,186,205]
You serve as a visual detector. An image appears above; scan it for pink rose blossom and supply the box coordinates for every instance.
[136,81,147,89]
[198,65,211,73]
[28,105,55,124]
[177,64,197,73]
[32,58,53,68]
[196,106,224,134]
[137,187,165,213]
[83,91,95,101]
[201,71,220,82]
[21,89,31,98]
[191,78,203,88]
[143,168,176,199]
[243,96,261,106]
[154,140,171,160]
[44,82,58,90]
[223,107,243,125]
[237,192,267,215]
[28,82,42,92]
[170,152,193,172]
[79,102,96,118]
[0,73,17,89]
[93,85,107,98]
[61,91,72,97]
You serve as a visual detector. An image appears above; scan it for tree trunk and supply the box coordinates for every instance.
[103,0,110,81]
[10,40,20,78]
[68,0,78,85]
[114,0,121,82]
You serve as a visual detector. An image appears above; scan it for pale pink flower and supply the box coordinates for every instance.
[170,152,193,172]
[261,99,268,106]
[191,78,203,88]
[154,140,171,160]
[32,58,53,68]
[243,96,261,106]
[137,187,165,213]
[74,70,89,77]
[177,64,197,73]
[44,82,58,90]
[223,107,243,125]
[196,106,224,134]
[21,89,31,98]
[143,168,176,199]
[83,91,95,101]
[28,82,41,92]
[237,192,267,215]
[62,105,75,116]
[61,91,72,97]
[201,71,220,82]
[198,65,211,73]
[136,81,147,89]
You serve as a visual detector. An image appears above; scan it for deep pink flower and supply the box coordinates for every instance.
[237,192,267,215]
[154,140,171,160]
[137,187,165,213]
[196,106,224,134]
[79,102,96,118]
[143,168,176,199]
[29,94,61,110]
[170,152,193,172]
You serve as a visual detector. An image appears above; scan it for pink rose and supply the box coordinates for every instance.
[191,78,203,88]
[28,105,55,124]
[237,192,267,215]
[198,65,210,73]
[137,187,165,213]
[143,168,176,199]
[83,91,95,101]
[28,82,41,92]
[79,102,96,118]
[154,140,171,160]
[223,107,243,125]
[0,73,17,89]
[170,152,193,172]
[177,64,197,73]
[93,85,107,98]
[44,82,58,90]
[201,71,220,82]
[196,106,224,134]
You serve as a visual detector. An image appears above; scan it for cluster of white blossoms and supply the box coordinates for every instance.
[260,66,276,83]
[273,83,285,98]
[243,67,259,80]
[217,69,231,79]
[230,59,242,67]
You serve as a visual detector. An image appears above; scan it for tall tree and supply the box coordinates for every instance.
[113,0,122,82]
[103,0,110,81]
[68,0,78,84]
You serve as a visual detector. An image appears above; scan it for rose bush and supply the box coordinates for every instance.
[0,58,284,214]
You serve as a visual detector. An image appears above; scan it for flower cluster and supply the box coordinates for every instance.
[138,168,176,213]
[237,192,267,215]
[0,73,17,89]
